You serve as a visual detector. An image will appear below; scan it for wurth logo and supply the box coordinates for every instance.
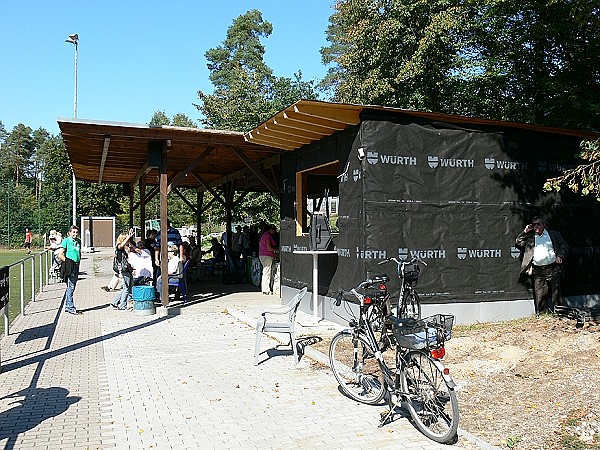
[538,161,577,173]
[379,155,417,165]
[510,246,521,258]
[485,157,528,170]
[457,248,502,259]
[367,151,417,166]
[399,248,446,260]
[428,156,474,169]
[367,151,379,165]
[352,168,362,182]
[356,247,387,260]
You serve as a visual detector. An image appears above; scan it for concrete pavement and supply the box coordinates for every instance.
[0,249,482,449]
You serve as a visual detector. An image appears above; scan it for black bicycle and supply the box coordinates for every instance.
[329,280,459,444]
[378,255,426,320]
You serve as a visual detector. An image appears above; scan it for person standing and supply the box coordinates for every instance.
[515,217,569,315]
[258,224,278,295]
[111,230,134,310]
[24,228,33,254]
[58,225,82,315]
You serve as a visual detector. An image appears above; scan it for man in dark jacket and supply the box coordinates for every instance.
[515,217,569,314]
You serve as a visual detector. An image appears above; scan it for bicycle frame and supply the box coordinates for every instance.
[343,288,410,395]
[341,286,455,393]
[378,256,426,318]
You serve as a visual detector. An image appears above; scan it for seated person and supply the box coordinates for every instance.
[46,234,61,270]
[189,238,203,280]
[155,245,183,303]
[128,240,154,285]
[201,238,225,275]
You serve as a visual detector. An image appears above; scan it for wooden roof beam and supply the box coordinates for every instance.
[262,123,324,141]
[192,173,227,207]
[293,101,362,124]
[231,147,279,197]
[282,110,348,130]
[271,118,333,137]
[207,153,281,188]
[255,128,311,146]
[244,131,298,150]
[167,146,215,194]
[98,135,111,183]
[131,162,153,188]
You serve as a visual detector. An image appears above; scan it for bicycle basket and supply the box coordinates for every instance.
[402,263,420,283]
[391,314,454,350]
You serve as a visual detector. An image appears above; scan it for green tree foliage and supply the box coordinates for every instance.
[321,0,600,129]
[0,123,35,186]
[195,10,320,226]
[544,139,600,200]
[144,111,201,229]
[196,9,319,132]
[36,134,72,233]
[321,0,471,111]
[463,0,600,129]
[0,123,127,246]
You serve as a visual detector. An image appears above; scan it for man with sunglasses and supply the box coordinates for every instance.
[516,217,569,315]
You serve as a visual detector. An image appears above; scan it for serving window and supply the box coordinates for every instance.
[295,161,340,237]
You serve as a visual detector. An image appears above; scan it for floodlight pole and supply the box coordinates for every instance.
[66,33,78,227]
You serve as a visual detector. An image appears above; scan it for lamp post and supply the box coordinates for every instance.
[65,33,78,227]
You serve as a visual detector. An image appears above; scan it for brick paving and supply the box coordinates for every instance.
[0,249,485,449]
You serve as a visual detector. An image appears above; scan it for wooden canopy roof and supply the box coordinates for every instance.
[59,101,599,194]
[244,100,599,150]
[58,118,282,195]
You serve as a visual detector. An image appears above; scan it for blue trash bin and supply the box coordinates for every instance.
[132,285,156,316]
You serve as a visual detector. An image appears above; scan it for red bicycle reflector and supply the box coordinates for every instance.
[379,284,386,290]
[364,297,372,304]
[443,368,450,376]
[431,347,445,359]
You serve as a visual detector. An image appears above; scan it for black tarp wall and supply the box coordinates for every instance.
[279,110,600,305]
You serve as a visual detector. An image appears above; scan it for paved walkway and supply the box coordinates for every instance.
[0,249,482,450]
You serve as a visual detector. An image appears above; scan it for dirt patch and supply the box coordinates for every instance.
[305,314,600,449]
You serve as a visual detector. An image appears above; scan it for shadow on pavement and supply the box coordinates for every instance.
[0,386,81,449]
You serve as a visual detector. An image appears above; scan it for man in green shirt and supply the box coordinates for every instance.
[58,225,82,315]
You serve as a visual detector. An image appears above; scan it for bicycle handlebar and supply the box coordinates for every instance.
[377,255,427,266]
[335,288,364,307]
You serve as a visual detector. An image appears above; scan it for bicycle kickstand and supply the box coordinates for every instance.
[379,393,403,428]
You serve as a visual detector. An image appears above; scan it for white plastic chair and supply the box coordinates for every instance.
[254,287,309,365]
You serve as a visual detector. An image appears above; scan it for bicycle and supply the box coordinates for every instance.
[378,255,426,320]
[329,280,459,444]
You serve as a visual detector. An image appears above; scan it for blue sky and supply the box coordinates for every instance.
[0,1,335,136]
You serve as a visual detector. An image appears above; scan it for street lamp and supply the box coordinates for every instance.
[65,33,78,227]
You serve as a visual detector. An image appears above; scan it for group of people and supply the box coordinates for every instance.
[107,222,192,309]
[50,214,568,319]
[106,221,282,307]
[108,228,156,310]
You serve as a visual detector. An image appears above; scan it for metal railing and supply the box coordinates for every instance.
[2,249,56,337]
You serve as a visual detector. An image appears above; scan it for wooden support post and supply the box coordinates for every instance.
[140,175,146,239]
[159,141,169,307]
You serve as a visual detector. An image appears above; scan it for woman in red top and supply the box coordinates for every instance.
[258,224,278,295]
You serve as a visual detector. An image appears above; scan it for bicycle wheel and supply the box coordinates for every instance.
[400,289,421,319]
[329,331,386,405]
[402,350,459,443]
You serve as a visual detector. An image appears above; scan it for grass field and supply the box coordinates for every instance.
[0,247,49,335]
